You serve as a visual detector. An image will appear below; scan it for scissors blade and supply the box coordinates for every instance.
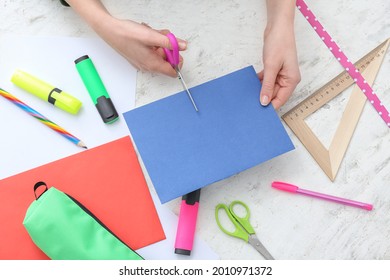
[176,69,199,112]
[248,235,274,260]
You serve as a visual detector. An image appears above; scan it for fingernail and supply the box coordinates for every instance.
[178,40,187,50]
[261,95,269,106]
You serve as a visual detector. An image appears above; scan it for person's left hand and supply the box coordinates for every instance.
[259,23,301,110]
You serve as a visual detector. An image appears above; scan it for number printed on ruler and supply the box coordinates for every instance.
[285,43,387,121]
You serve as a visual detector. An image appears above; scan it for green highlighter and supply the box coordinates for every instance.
[75,55,119,124]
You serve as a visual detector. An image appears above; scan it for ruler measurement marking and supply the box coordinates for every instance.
[283,36,390,180]
[285,42,387,121]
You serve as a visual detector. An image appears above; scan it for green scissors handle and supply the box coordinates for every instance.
[229,201,255,234]
[215,200,255,242]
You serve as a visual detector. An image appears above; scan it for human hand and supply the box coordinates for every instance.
[97,18,187,77]
[259,23,301,110]
[65,0,187,77]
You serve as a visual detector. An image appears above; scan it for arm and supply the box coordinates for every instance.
[64,0,187,77]
[259,0,301,109]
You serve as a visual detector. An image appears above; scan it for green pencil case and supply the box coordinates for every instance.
[23,182,143,260]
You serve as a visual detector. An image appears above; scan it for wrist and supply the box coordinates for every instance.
[265,11,295,38]
[90,12,116,35]
[264,19,295,40]
[66,0,113,32]
[265,0,296,32]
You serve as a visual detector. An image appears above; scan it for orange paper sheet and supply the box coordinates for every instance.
[0,136,165,259]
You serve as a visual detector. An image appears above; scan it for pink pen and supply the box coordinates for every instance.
[272,181,373,211]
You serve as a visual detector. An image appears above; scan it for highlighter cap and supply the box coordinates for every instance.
[95,96,119,124]
[75,55,119,124]
[48,88,83,115]
[182,189,201,205]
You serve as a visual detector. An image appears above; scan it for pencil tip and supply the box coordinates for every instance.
[78,141,88,149]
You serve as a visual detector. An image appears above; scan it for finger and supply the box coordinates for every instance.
[141,22,151,28]
[155,47,167,59]
[146,51,177,77]
[157,29,187,50]
[271,86,294,110]
[155,48,184,71]
[153,60,178,77]
[158,29,171,35]
[257,70,264,81]
[272,84,280,99]
[144,29,172,49]
[259,67,278,106]
[177,38,187,51]
[178,55,184,69]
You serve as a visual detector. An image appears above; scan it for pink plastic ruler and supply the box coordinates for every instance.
[296,0,390,127]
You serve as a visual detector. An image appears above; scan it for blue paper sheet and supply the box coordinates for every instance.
[123,66,294,203]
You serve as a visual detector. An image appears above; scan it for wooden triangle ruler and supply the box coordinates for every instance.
[282,38,390,181]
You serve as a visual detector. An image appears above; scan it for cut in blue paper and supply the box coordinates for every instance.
[123,66,294,203]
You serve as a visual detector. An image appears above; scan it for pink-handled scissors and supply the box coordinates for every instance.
[163,33,199,112]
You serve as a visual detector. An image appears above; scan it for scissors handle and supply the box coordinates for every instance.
[215,203,249,242]
[163,32,199,112]
[229,201,255,235]
[163,33,180,67]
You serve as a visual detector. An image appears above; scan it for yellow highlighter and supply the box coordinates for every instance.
[11,70,82,115]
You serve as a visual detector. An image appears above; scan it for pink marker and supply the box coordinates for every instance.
[272,181,373,211]
[174,189,201,255]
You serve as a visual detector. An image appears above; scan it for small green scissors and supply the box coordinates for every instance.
[215,201,274,260]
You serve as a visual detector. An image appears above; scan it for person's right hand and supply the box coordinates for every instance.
[97,18,187,77]
[65,0,187,77]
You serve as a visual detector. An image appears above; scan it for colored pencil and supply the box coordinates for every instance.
[0,88,87,149]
